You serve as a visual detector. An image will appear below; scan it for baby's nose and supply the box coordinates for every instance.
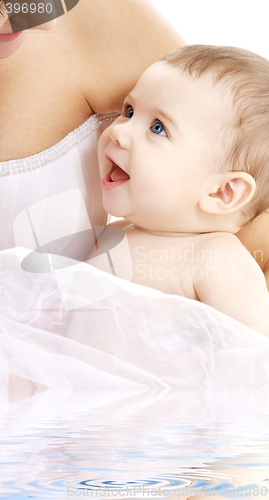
[109,122,131,150]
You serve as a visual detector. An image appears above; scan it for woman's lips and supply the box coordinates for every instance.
[0,32,23,42]
[101,165,130,191]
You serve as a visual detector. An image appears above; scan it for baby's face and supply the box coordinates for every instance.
[99,62,231,232]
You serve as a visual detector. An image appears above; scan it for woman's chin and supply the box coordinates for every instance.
[0,31,28,59]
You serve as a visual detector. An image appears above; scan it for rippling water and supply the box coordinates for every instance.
[1,394,269,500]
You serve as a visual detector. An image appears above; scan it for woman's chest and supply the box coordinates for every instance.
[0,44,92,161]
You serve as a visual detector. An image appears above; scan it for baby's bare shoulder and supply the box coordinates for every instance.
[196,232,264,283]
[198,232,252,258]
[200,231,244,247]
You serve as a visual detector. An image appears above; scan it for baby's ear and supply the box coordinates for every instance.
[199,172,256,215]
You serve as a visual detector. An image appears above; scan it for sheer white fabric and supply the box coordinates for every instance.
[1,114,269,410]
[0,113,116,251]
[1,247,269,408]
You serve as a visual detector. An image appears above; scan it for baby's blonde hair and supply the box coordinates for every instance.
[162,45,269,224]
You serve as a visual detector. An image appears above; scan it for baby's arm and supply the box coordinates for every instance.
[194,235,269,336]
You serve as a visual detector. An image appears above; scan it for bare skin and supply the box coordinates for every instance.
[94,60,269,336]
[87,219,269,336]
[1,0,268,287]
[0,0,185,161]
[1,1,186,402]
[2,4,269,404]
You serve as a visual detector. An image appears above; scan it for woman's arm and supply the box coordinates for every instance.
[236,211,269,290]
[72,0,186,113]
[262,261,269,290]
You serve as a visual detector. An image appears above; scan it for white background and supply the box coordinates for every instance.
[150,0,269,59]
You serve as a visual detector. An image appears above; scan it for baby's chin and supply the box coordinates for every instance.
[102,197,129,221]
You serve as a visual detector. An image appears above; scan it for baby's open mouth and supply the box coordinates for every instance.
[101,162,130,191]
[110,164,130,182]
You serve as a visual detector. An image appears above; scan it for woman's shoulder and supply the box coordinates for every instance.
[71,0,185,112]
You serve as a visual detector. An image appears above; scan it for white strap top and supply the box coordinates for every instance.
[0,113,117,253]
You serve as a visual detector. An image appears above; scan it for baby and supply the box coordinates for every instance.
[93,45,269,336]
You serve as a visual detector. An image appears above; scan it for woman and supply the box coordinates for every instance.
[0,0,183,395]
[1,1,268,284]
[0,0,185,250]
[237,215,269,288]
[0,0,186,400]
[1,1,269,406]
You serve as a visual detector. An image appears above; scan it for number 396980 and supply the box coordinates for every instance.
[5,3,53,14]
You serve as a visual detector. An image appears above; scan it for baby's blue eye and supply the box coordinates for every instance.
[151,121,166,136]
[125,107,133,119]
